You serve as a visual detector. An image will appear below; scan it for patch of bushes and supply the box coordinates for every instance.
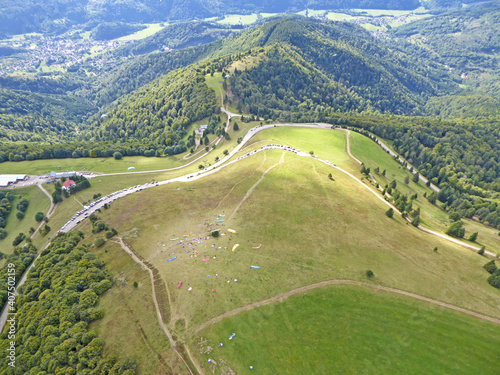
[105,228,118,238]
[40,224,51,237]
[483,260,500,289]
[95,238,106,248]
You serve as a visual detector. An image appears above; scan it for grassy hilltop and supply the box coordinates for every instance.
[80,128,500,373]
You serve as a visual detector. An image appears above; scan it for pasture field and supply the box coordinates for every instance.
[114,23,166,42]
[348,130,500,254]
[0,153,189,175]
[325,12,356,21]
[216,14,259,25]
[31,171,187,250]
[87,239,182,374]
[246,127,359,174]
[193,285,500,375]
[0,185,50,254]
[96,146,500,331]
[205,72,225,105]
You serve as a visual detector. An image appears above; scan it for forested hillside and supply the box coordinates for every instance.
[82,67,219,155]
[0,0,420,38]
[220,18,454,117]
[0,232,136,374]
[388,3,500,99]
[0,89,94,145]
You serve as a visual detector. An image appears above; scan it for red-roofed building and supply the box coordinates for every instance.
[62,180,76,190]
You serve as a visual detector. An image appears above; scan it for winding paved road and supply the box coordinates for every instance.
[2,118,496,356]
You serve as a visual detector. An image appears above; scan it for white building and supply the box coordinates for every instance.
[0,174,27,187]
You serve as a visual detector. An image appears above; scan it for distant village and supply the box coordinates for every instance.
[0,28,136,76]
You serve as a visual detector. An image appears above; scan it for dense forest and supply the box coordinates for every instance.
[0,90,95,122]
[0,232,136,374]
[387,4,500,98]
[82,67,219,155]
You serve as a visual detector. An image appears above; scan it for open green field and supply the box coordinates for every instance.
[0,185,50,254]
[87,239,182,374]
[347,130,500,254]
[325,12,356,21]
[194,285,500,374]
[215,14,259,25]
[114,23,166,42]
[72,126,500,373]
[205,72,225,106]
[324,7,431,31]
[0,153,190,175]
[247,127,359,174]
[98,144,500,328]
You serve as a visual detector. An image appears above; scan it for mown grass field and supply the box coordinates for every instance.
[347,130,500,254]
[215,14,259,25]
[205,72,225,106]
[0,185,50,254]
[98,143,500,329]
[87,239,182,374]
[246,127,359,174]
[114,23,166,42]
[0,153,190,175]
[194,285,500,375]
[74,127,500,373]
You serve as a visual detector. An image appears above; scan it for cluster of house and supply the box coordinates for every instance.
[46,172,77,190]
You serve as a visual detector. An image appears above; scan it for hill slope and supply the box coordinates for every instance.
[388,3,500,100]
[216,17,455,117]
[0,0,421,37]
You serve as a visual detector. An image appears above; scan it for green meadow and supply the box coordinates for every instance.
[194,285,500,374]
[97,143,500,330]
[0,185,51,254]
[347,130,500,253]
[0,154,190,175]
[11,126,500,374]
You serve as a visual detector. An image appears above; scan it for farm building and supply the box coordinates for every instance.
[196,125,208,136]
[0,174,27,187]
[62,180,76,190]
[49,171,76,179]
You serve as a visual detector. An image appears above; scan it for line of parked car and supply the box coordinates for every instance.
[58,181,160,233]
